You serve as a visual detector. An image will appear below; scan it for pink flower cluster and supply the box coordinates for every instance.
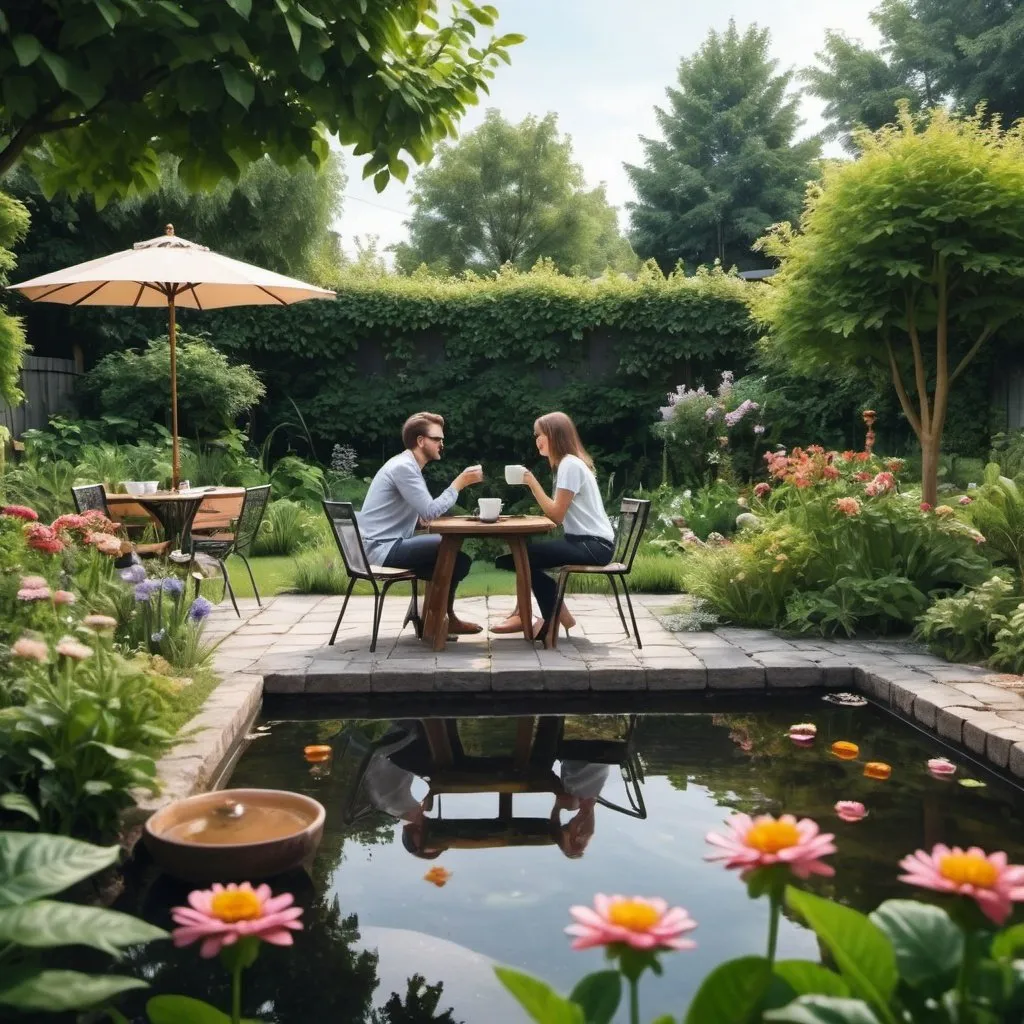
[2,505,38,521]
[834,497,862,517]
[16,575,51,601]
[24,523,63,554]
[864,471,896,497]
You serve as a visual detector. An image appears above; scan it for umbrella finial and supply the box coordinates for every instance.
[165,224,174,236]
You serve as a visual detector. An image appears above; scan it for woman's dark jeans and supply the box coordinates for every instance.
[494,534,615,632]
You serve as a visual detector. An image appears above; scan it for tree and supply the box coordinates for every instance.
[0,0,523,202]
[753,107,1024,506]
[391,110,637,276]
[806,0,1024,149]
[625,21,820,273]
[0,190,29,402]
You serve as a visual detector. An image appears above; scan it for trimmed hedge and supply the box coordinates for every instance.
[195,263,757,491]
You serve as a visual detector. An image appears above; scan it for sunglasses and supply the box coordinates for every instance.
[423,434,445,443]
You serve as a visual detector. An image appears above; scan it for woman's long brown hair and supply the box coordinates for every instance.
[534,411,594,469]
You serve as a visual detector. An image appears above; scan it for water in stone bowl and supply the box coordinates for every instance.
[144,788,325,882]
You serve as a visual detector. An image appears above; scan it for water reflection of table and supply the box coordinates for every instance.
[422,515,556,649]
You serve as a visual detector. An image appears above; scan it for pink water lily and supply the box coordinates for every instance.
[928,757,957,779]
[566,894,696,952]
[835,801,868,823]
[171,882,304,958]
[899,845,1024,925]
[788,723,817,747]
[706,813,837,879]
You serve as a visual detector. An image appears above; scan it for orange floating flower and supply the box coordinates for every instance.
[303,745,332,763]
[831,741,859,760]
[864,762,892,780]
[423,866,452,887]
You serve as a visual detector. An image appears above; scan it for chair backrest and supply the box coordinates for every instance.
[72,484,110,517]
[322,500,372,577]
[612,497,651,571]
[232,485,271,556]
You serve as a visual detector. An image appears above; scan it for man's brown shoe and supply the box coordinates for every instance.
[448,617,483,635]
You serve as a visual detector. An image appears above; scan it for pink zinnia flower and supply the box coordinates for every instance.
[566,895,696,952]
[835,801,868,823]
[834,497,861,517]
[51,513,88,534]
[52,590,76,605]
[705,813,837,879]
[959,495,973,506]
[24,523,63,554]
[11,637,48,663]
[83,614,118,632]
[55,637,92,660]
[17,585,51,601]
[171,882,304,958]
[899,845,1024,925]
[2,505,38,521]
[20,575,48,590]
[753,482,771,499]
[927,757,957,779]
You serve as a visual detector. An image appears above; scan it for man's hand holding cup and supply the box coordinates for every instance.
[454,464,484,491]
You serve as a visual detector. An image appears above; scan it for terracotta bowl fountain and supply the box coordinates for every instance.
[143,788,326,883]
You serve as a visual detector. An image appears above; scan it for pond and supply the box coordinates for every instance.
[108,697,1024,1023]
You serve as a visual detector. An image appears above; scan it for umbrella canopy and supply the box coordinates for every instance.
[8,225,335,488]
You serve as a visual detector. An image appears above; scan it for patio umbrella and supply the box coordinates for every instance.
[8,225,335,489]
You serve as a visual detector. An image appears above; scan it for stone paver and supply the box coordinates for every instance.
[189,593,1024,785]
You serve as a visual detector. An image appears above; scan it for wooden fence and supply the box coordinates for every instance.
[0,356,79,438]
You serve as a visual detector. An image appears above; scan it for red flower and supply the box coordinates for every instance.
[24,523,64,554]
[2,505,38,522]
[920,502,932,512]
[753,482,771,499]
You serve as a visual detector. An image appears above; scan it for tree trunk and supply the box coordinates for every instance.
[920,434,940,506]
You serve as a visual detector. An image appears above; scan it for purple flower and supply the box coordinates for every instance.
[134,581,158,602]
[120,564,147,584]
[704,406,720,422]
[188,597,213,622]
[150,630,166,646]
[161,577,185,596]
[724,399,761,428]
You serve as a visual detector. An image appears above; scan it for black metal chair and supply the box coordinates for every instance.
[189,485,271,616]
[546,497,652,650]
[322,500,422,652]
[72,483,169,558]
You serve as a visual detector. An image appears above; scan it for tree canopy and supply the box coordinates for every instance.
[624,20,820,273]
[806,0,1024,150]
[0,190,30,402]
[754,107,1024,505]
[391,109,637,277]
[0,0,523,203]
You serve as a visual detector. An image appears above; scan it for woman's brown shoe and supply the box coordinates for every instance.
[490,615,524,634]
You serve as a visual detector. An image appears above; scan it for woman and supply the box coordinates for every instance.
[492,412,615,641]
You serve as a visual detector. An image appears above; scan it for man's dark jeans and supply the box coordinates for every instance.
[494,534,614,632]
[383,534,471,613]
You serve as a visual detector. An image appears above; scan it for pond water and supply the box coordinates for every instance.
[107,698,1024,1023]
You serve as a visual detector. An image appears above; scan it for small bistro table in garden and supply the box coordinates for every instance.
[106,487,245,554]
[422,515,556,651]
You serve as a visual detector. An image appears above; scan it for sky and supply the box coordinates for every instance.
[337,0,883,258]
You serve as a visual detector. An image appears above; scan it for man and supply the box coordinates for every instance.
[358,411,483,634]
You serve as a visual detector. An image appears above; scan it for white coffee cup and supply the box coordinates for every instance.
[504,464,527,485]
[124,481,144,496]
[143,480,158,494]
[478,498,503,522]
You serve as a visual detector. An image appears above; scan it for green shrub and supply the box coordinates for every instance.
[253,499,319,556]
[915,574,1019,663]
[291,542,346,594]
[270,454,326,504]
[991,601,1024,673]
[966,464,1024,578]
[566,549,685,595]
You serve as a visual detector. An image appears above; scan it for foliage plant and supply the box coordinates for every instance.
[964,465,1024,581]
[392,109,637,276]
[755,106,1024,506]
[252,499,321,557]
[0,0,523,198]
[916,575,1021,666]
[0,831,166,1016]
[625,20,820,272]
[0,188,29,403]
[81,335,265,443]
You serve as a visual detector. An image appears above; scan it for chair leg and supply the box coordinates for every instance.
[620,577,642,650]
[220,560,239,617]
[546,570,571,650]
[608,575,629,634]
[369,581,384,653]
[239,553,261,607]
[403,579,423,638]
[330,578,357,646]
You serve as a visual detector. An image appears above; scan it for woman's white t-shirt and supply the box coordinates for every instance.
[555,454,615,543]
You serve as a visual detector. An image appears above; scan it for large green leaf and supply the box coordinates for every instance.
[765,995,883,1023]
[0,900,167,953]
[684,956,773,1024]
[773,961,850,1000]
[992,923,1024,961]
[0,794,39,822]
[786,888,897,1012]
[570,970,621,1024]
[494,966,585,1024]
[0,968,147,1011]
[870,899,963,988]
[147,995,233,1023]
[0,833,119,906]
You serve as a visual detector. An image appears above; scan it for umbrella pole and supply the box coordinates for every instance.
[169,294,179,492]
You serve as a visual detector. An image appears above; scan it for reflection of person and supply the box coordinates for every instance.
[492,412,615,642]
[360,727,445,860]
[551,760,610,859]
[357,411,484,634]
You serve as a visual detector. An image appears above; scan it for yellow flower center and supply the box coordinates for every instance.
[210,889,262,923]
[939,853,998,889]
[608,900,660,932]
[745,820,801,854]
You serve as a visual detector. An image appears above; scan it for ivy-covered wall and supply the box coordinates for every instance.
[197,264,757,490]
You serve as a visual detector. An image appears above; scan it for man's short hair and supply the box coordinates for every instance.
[402,412,445,451]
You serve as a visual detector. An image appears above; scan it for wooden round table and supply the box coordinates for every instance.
[422,515,556,650]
